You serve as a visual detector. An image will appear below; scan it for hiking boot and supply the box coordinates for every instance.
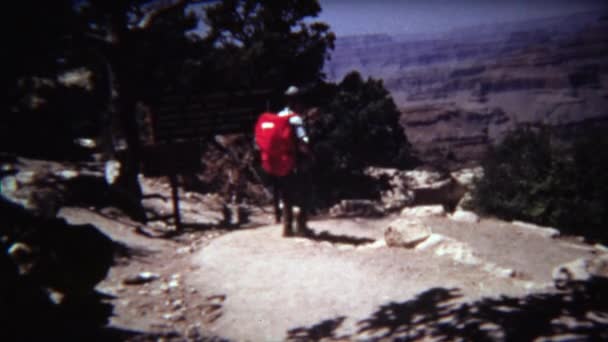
[283,225,294,237]
[295,226,314,237]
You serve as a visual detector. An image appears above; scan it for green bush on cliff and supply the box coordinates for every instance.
[471,126,608,242]
[306,71,416,207]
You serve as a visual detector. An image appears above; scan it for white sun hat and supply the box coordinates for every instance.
[285,85,299,96]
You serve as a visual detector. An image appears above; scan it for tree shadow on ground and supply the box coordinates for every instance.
[0,197,157,341]
[287,277,608,341]
[305,229,375,246]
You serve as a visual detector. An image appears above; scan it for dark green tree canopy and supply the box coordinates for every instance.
[312,71,413,171]
[471,125,608,243]
[303,71,415,208]
[203,0,335,90]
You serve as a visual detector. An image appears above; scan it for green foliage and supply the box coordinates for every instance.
[308,71,416,207]
[471,126,608,242]
[203,0,335,90]
[3,0,203,159]
[312,71,414,170]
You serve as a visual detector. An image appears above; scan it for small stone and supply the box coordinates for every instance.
[57,169,79,179]
[401,205,445,217]
[594,244,608,252]
[176,246,192,254]
[168,279,180,288]
[46,289,64,305]
[163,312,185,321]
[16,171,36,184]
[172,299,183,309]
[434,239,480,265]
[187,325,201,339]
[123,272,160,285]
[552,258,591,288]
[8,242,33,261]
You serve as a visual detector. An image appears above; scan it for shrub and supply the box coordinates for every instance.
[471,125,608,242]
[307,72,416,207]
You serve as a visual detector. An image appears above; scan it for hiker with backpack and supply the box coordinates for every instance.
[254,86,313,237]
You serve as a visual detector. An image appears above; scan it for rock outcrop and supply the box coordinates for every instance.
[365,167,472,213]
[401,205,445,218]
[329,199,385,218]
[553,254,608,289]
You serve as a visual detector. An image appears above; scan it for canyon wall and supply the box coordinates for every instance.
[325,12,608,165]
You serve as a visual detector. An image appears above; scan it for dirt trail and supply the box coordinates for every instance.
[186,217,597,341]
[7,159,606,340]
[55,200,603,341]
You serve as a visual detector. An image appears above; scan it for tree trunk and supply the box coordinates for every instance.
[106,8,146,222]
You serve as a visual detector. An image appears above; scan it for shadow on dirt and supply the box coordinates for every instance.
[306,229,375,246]
[0,197,154,341]
[287,277,608,341]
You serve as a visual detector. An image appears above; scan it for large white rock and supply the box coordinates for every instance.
[385,218,432,248]
[401,205,445,217]
[449,209,480,223]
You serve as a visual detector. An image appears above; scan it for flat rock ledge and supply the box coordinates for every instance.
[385,220,518,280]
[512,220,560,239]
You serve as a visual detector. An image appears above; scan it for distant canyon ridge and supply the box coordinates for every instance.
[324,11,608,166]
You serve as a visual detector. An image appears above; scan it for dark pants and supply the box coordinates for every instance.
[272,171,310,236]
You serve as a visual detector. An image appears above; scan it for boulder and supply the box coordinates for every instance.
[401,205,445,217]
[329,199,385,218]
[385,218,431,248]
[449,209,480,223]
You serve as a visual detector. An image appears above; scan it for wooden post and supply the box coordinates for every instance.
[169,172,182,231]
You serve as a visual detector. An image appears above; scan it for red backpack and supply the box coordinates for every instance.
[254,112,295,177]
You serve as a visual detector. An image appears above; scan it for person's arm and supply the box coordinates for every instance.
[289,115,309,144]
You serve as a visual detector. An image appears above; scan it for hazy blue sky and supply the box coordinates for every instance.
[317,0,608,36]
